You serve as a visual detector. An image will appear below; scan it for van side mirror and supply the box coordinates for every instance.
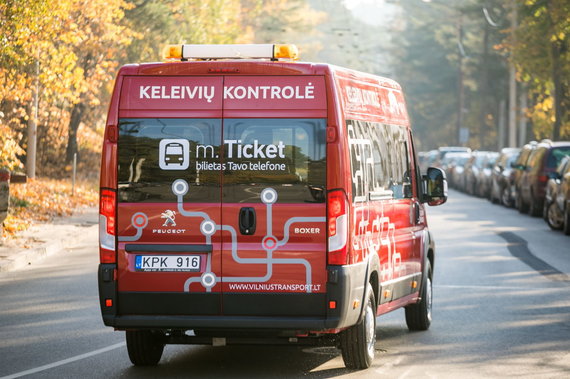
[422,167,447,206]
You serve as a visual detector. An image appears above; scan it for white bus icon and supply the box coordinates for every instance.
[159,139,190,170]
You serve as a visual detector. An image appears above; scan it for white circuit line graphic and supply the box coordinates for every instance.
[118,179,326,293]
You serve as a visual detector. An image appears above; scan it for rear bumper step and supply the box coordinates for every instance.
[164,334,337,346]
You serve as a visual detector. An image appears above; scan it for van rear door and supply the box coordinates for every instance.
[115,74,328,318]
[220,117,327,316]
[116,76,224,316]
[217,76,328,317]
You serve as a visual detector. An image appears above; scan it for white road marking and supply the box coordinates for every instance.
[1,342,125,379]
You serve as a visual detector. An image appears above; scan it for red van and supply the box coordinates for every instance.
[98,44,447,369]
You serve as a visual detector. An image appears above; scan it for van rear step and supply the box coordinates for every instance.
[154,330,338,346]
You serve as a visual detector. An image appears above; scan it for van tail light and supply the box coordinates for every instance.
[327,189,349,265]
[99,189,117,263]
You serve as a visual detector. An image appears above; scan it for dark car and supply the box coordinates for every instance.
[489,148,521,206]
[544,156,570,234]
[513,141,539,210]
[517,140,570,216]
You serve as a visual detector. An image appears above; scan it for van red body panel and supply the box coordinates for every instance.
[99,59,437,345]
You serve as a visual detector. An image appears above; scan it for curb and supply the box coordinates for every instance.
[0,207,98,273]
[0,240,65,272]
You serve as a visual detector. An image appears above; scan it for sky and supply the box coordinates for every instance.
[342,0,400,26]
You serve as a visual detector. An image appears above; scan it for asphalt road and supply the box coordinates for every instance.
[1,189,569,378]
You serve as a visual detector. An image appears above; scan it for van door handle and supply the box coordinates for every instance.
[239,207,256,235]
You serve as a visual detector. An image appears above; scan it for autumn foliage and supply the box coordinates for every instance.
[0,0,324,239]
[2,178,98,239]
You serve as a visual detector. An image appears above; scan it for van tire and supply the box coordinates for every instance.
[339,288,376,369]
[126,330,165,366]
[405,261,432,331]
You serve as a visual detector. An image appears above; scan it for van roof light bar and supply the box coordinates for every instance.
[162,44,299,61]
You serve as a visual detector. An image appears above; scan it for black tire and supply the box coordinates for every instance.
[543,198,550,221]
[528,191,541,217]
[405,261,432,331]
[501,186,512,207]
[545,202,564,230]
[564,203,570,236]
[339,288,376,369]
[126,330,165,366]
[517,192,528,214]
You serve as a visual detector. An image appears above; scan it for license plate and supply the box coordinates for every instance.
[135,255,201,272]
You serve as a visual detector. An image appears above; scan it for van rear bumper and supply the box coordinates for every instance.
[103,314,340,331]
[99,263,367,332]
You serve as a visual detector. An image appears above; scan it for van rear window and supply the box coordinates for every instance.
[222,118,326,203]
[117,118,326,204]
[118,118,222,203]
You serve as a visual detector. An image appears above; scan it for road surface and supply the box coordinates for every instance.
[1,189,569,378]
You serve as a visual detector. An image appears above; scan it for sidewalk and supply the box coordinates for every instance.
[0,207,98,272]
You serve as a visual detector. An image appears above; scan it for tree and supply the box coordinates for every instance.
[0,0,325,175]
[513,0,569,140]
[63,0,136,163]
[390,0,510,151]
[0,0,136,173]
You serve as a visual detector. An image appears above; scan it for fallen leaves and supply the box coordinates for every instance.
[1,177,98,239]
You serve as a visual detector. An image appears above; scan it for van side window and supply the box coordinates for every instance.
[347,120,413,202]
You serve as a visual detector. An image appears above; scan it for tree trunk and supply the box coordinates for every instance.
[479,20,490,148]
[550,39,563,141]
[547,0,566,141]
[66,102,86,164]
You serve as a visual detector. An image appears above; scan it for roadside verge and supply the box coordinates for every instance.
[0,207,98,272]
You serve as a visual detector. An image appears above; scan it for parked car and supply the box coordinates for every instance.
[421,149,439,173]
[517,140,570,216]
[478,152,499,198]
[436,146,471,168]
[463,151,494,196]
[544,156,570,234]
[513,141,539,211]
[489,148,520,206]
[444,152,471,190]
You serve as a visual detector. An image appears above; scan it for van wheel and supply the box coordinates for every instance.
[405,261,432,331]
[339,288,376,369]
[126,330,165,366]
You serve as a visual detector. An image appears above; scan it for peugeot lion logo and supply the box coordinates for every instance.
[161,210,177,227]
